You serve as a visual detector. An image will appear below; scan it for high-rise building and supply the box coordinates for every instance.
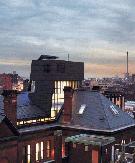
[29,55,84,117]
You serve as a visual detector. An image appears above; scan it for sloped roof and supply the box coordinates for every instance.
[0,113,5,123]
[65,90,135,132]
[0,95,4,114]
[0,92,50,120]
[17,92,50,120]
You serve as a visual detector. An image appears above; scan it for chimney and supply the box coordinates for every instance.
[54,130,62,163]
[63,86,73,123]
[2,90,17,126]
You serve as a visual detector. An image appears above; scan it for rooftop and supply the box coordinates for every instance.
[0,92,50,120]
[65,134,115,146]
[61,90,135,132]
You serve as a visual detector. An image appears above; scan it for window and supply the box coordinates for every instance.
[44,64,51,73]
[110,105,119,115]
[57,63,65,73]
[27,145,31,163]
[46,140,51,158]
[73,143,76,148]
[62,143,65,157]
[111,146,114,162]
[85,146,88,151]
[22,145,31,163]
[78,104,86,114]
[36,142,43,161]
[51,81,79,118]
[31,81,35,93]
[32,120,36,123]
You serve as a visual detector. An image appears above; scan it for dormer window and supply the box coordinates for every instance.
[110,105,119,115]
[78,104,86,114]
[31,81,35,92]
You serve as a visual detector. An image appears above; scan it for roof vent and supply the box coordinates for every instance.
[78,104,86,114]
[110,105,119,115]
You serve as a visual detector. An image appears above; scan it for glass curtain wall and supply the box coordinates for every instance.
[51,80,79,117]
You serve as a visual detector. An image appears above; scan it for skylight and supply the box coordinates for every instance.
[78,104,86,114]
[110,105,119,115]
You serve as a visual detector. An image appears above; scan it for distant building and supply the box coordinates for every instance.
[0,73,12,90]
[104,91,125,109]
[125,101,135,118]
[0,72,25,92]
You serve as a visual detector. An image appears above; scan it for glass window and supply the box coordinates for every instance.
[46,140,51,158]
[22,145,31,163]
[62,143,65,157]
[78,104,86,114]
[110,105,119,115]
[51,81,79,118]
[36,142,43,161]
[85,146,88,151]
[31,81,35,93]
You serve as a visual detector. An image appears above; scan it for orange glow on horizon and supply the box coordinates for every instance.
[85,63,135,77]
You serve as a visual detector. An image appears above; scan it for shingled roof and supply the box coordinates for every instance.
[63,90,135,132]
[0,113,5,123]
[0,92,50,120]
[18,92,51,120]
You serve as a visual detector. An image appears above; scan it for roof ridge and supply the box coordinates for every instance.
[98,93,112,129]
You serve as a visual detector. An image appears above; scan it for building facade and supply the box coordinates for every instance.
[29,56,84,117]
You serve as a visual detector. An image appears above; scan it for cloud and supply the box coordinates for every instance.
[0,0,135,77]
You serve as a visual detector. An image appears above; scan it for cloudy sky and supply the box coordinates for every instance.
[0,0,135,78]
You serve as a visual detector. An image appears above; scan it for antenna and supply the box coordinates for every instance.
[127,51,128,75]
[68,54,69,61]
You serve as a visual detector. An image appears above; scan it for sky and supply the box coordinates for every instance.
[0,0,135,78]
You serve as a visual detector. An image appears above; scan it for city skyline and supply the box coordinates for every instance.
[0,0,135,77]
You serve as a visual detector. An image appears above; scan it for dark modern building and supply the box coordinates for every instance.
[29,55,84,118]
[0,56,135,163]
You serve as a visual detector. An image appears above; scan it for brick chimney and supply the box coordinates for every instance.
[63,86,73,123]
[2,90,17,126]
[54,130,62,163]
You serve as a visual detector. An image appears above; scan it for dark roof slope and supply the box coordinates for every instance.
[17,92,49,120]
[0,113,4,123]
[0,92,50,120]
[0,95,4,115]
[65,90,135,132]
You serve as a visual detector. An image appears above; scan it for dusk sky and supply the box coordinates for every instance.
[0,0,135,78]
